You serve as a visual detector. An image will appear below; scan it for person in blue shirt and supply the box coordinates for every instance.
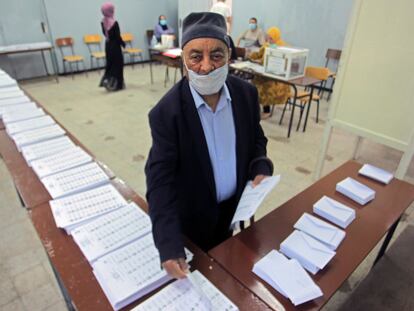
[154,15,175,42]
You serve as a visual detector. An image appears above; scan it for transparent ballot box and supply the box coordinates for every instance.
[264,46,309,80]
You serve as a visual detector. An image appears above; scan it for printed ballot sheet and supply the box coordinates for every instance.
[11,124,65,150]
[50,184,128,232]
[6,115,55,135]
[31,146,92,178]
[72,202,152,262]
[40,161,110,199]
[92,234,194,311]
[0,102,37,118]
[230,175,280,229]
[132,270,239,311]
[3,107,45,124]
[21,136,75,164]
[0,95,30,107]
[359,163,393,184]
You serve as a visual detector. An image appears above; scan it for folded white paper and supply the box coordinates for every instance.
[359,164,393,184]
[230,175,280,229]
[253,250,323,306]
[313,196,356,229]
[21,136,75,164]
[3,107,45,124]
[6,115,55,135]
[280,230,336,275]
[336,177,375,205]
[294,213,346,250]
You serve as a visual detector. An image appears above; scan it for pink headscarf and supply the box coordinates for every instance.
[101,2,115,36]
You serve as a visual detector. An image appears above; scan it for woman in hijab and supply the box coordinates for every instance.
[154,15,175,42]
[99,2,126,91]
[249,27,290,119]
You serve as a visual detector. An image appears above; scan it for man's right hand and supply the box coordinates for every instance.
[162,258,189,279]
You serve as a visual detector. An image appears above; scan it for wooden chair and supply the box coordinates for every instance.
[55,37,87,79]
[324,48,342,100]
[121,33,144,68]
[83,34,105,72]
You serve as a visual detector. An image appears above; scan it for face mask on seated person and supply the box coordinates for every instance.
[160,20,167,26]
[249,23,257,31]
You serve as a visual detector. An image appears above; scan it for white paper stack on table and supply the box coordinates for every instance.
[0,102,37,118]
[359,164,393,184]
[0,89,24,100]
[50,184,128,233]
[40,161,110,199]
[21,136,76,164]
[0,95,31,107]
[11,124,65,151]
[313,196,356,229]
[30,146,92,178]
[0,77,17,89]
[253,250,322,306]
[72,202,152,262]
[294,213,346,250]
[3,107,45,124]
[0,86,20,93]
[230,175,280,229]
[336,177,375,205]
[92,233,193,311]
[6,115,55,135]
[133,270,239,311]
[280,230,336,275]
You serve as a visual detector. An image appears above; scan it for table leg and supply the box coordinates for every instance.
[149,57,154,84]
[48,257,76,311]
[287,87,297,138]
[15,185,25,208]
[303,85,315,132]
[40,50,49,76]
[50,48,59,83]
[372,216,401,268]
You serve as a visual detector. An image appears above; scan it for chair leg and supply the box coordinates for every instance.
[132,54,135,69]
[83,61,88,77]
[316,99,320,123]
[141,54,144,68]
[70,62,74,80]
[296,103,305,131]
[279,100,289,125]
[269,105,275,117]
[328,78,335,101]
[174,67,178,83]
[164,66,168,88]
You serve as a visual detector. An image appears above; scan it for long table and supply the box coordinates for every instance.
[209,160,414,310]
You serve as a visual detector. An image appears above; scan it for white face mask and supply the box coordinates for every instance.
[184,60,228,95]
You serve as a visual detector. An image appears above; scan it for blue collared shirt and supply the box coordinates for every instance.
[189,84,237,203]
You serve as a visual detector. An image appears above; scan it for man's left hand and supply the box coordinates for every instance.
[252,174,267,188]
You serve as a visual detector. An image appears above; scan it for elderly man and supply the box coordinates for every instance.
[145,12,273,279]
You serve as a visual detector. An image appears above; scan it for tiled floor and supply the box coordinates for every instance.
[0,64,413,310]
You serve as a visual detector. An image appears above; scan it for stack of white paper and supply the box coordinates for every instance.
[252,250,322,306]
[72,202,152,262]
[336,177,375,205]
[313,196,356,229]
[0,90,24,100]
[3,107,45,124]
[11,124,65,151]
[50,184,128,233]
[359,164,393,184]
[0,86,20,93]
[133,270,239,311]
[280,230,336,274]
[294,213,346,250]
[21,136,75,164]
[0,79,18,89]
[0,102,37,118]
[40,162,110,199]
[230,175,280,229]
[31,146,92,178]
[92,234,193,311]
[0,95,31,107]
[6,115,55,135]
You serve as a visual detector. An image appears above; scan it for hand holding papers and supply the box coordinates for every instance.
[253,250,323,306]
[313,196,356,228]
[230,175,280,229]
[336,177,375,205]
[359,164,393,184]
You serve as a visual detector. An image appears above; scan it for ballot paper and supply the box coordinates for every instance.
[0,90,24,100]
[359,164,393,184]
[294,213,346,250]
[0,102,37,118]
[31,146,92,178]
[336,177,375,205]
[0,86,21,94]
[280,230,336,275]
[0,80,19,90]
[253,250,323,306]
[6,115,55,135]
[92,234,194,311]
[133,270,239,311]
[50,184,128,233]
[0,95,30,107]
[230,175,280,229]
[72,202,152,262]
[3,107,45,124]
[11,124,65,151]
[40,161,110,199]
[21,136,75,164]
[313,196,356,229]
[162,48,182,58]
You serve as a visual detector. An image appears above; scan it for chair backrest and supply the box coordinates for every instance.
[146,29,154,45]
[235,47,246,59]
[325,48,342,67]
[84,34,101,44]
[55,37,75,57]
[121,33,133,43]
[305,66,330,81]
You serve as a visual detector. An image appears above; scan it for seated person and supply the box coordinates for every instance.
[236,17,265,49]
[154,15,175,42]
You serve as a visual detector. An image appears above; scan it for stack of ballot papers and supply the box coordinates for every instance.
[132,270,239,311]
[0,79,18,90]
[92,234,193,311]
[50,184,128,233]
[0,95,31,107]
[294,213,346,250]
[0,89,25,100]
[313,196,356,228]
[21,136,75,164]
[72,202,152,262]
[31,146,92,178]
[3,107,45,124]
[336,177,375,205]
[0,86,20,93]
[6,115,55,135]
[230,175,280,229]
[280,230,336,274]
[11,124,65,151]
[0,102,37,118]
[40,161,110,199]
[359,164,393,184]
[252,250,322,306]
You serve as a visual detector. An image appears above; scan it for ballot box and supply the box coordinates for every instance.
[264,46,309,80]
